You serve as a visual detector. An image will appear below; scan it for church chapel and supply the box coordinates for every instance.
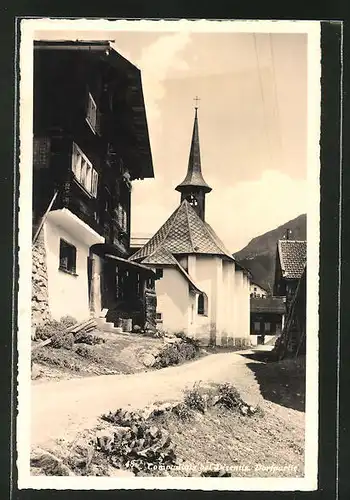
[129,105,251,346]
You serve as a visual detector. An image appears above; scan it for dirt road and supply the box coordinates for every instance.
[31,351,263,448]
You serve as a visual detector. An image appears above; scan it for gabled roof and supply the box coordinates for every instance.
[250,296,286,314]
[277,240,307,279]
[142,246,179,266]
[141,246,203,293]
[129,199,234,262]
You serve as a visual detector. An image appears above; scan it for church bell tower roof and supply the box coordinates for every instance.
[175,107,212,194]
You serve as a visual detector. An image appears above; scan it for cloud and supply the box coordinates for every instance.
[131,170,308,256]
[206,170,308,252]
[136,32,191,145]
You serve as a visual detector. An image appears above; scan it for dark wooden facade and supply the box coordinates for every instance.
[274,268,306,358]
[33,41,156,329]
[33,41,153,251]
[250,296,286,343]
[273,255,299,306]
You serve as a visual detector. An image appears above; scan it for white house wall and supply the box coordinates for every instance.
[44,219,91,321]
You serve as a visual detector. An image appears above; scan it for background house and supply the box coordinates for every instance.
[273,239,307,304]
[272,238,307,357]
[32,40,155,329]
[250,296,286,345]
[250,281,268,298]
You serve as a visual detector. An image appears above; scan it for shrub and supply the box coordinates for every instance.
[75,345,102,363]
[99,409,176,474]
[60,315,77,328]
[50,332,74,350]
[184,382,207,413]
[154,336,199,369]
[174,332,201,349]
[172,402,194,421]
[35,320,65,340]
[216,382,244,409]
[74,331,104,345]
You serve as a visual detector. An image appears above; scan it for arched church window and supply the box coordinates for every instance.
[197,292,208,315]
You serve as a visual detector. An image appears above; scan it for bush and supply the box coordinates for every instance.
[172,402,194,421]
[50,332,74,350]
[74,331,104,345]
[75,345,103,363]
[35,320,66,340]
[99,409,176,474]
[60,315,77,329]
[35,316,78,341]
[154,336,199,369]
[184,382,207,413]
[217,382,244,408]
[174,332,201,349]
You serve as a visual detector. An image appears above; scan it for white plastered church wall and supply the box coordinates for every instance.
[155,267,190,334]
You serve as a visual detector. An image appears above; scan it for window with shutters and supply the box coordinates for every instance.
[86,92,97,133]
[71,143,98,197]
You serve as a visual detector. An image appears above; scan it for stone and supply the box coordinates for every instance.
[31,363,42,379]
[96,430,115,451]
[142,353,156,367]
[31,448,75,476]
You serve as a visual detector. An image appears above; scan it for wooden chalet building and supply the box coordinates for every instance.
[32,40,156,330]
[273,239,307,305]
[250,296,286,345]
[272,239,307,357]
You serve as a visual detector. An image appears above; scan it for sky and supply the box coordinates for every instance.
[35,28,308,252]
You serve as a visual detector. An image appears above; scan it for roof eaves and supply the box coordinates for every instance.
[175,260,203,294]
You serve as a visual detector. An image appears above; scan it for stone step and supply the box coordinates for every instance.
[95,317,125,334]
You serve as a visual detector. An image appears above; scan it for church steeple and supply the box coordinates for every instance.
[175,100,212,221]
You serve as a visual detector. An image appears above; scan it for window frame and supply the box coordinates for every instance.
[59,239,77,275]
[264,322,271,333]
[197,292,208,316]
[86,92,98,134]
[71,143,98,198]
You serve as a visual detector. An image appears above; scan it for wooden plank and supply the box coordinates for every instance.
[32,338,52,351]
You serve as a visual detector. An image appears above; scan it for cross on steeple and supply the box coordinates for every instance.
[193,96,200,109]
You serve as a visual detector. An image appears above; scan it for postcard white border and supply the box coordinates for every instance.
[17,18,321,491]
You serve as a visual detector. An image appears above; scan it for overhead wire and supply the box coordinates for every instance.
[268,33,284,168]
[253,33,273,168]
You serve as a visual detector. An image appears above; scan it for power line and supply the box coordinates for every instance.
[269,33,284,168]
[253,33,273,168]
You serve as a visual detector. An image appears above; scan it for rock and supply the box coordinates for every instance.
[31,363,42,379]
[240,405,248,416]
[142,353,156,367]
[96,430,115,451]
[31,448,74,476]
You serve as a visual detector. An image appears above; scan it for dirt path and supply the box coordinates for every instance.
[31,350,263,449]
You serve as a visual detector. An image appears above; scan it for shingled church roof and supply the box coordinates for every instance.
[278,240,307,279]
[175,108,212,193]
[129,199,234,264]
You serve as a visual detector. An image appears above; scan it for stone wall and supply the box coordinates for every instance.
[32,226,51,329]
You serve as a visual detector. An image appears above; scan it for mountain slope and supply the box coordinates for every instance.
[234,214,306,292]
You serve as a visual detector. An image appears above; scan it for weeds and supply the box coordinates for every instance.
[184,382,208,414]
